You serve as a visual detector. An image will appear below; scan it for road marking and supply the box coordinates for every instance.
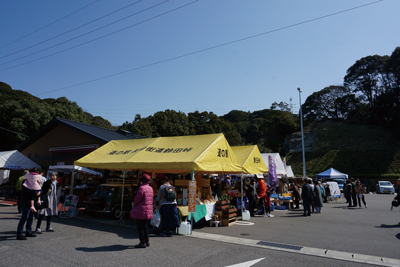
[225,258,265,267]
[186,232,400,267]
[235,221,254,226]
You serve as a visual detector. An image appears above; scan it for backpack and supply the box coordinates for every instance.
[164,185,176,201]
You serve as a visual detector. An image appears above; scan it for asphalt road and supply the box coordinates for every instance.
[1,193,399,267]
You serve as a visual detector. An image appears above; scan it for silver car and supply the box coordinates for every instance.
[376,181,395,194]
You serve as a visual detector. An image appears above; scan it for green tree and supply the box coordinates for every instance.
[270,101,290,112]
[302,85,356,122]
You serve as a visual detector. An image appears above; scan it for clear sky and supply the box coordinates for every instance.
[1,0,399,126]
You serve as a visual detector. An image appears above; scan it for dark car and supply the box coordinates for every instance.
[83,183,137,219]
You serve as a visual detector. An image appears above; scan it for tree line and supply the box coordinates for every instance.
[303,46,400,136]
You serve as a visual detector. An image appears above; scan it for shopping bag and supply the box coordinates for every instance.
[151,210,161,227]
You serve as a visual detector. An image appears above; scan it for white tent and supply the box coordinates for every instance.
[48,165,103,195]
[316,168,348,179]
[260,153,287,176]
[286,165,294,178]
[0,150,41,185]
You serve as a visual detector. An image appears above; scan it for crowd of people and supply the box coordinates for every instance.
[343,178,368,208]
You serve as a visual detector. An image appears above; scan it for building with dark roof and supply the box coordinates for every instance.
[16,117,146,168]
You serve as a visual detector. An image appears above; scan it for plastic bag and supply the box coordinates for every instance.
[151,210,161,228]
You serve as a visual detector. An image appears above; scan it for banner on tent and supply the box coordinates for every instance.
[268,156,278,189]
[188,181,196,212]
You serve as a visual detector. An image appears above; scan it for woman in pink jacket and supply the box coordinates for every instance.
[131,174,154,248]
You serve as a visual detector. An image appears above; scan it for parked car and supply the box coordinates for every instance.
[376,181,395,194]
[83,183,137,219]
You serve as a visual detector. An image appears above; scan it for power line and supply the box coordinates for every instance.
[0,0,195,71]
[0,126,29,137]
[32,0,383,97]
[0,0,100,50]
[0,0,144,60]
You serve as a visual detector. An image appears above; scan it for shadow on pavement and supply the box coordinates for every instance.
[375,224,400,228]
[0,231,19,241]
[76,244,135,252]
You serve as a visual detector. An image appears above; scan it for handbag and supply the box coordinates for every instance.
[36,194,49,210]
[392,200,400,207]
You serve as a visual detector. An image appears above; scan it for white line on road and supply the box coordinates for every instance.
[186,231,400,267]
[224,258,265,267]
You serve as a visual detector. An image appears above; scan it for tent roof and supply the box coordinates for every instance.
[286,165,294,178]
[0,150,41,169]
[231,145,268,174]
[260,153,287,175]
[74,133,242,174]
[16,117,146,151]
[48,165,103,177]
[316,168,348,179]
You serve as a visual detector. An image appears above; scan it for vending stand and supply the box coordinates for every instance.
[74,133,243,229]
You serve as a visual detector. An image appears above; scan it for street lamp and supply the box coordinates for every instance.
[298,88,306,179]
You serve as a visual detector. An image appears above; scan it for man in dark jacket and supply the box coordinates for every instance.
[301,179,313,216]
[246,179,257,217]
[344,180,353,207]
[351,178,357,207]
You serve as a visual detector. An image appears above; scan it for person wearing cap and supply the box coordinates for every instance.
[131,174,154,248]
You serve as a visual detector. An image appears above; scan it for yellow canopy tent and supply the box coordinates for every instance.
[74,133,242,226]
[231,145,268,215]
[74,133,242,173]
[231,145,268,175]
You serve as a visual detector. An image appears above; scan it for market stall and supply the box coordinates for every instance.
[231,145,268,219]
[74,133,243,228]
[0,150,41,197]
[0,150,41,185]
[47,165,103,196]
[316,168,348,179]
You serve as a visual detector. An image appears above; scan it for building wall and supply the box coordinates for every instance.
[21,124,105,168]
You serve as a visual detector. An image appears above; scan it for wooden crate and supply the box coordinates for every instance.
[215,211,222,220]
[215,205,229,211]
[222,212,236,219]
[222,217,236,226]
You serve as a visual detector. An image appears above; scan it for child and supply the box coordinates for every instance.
[264,191,274,217]
[23,169,42,213]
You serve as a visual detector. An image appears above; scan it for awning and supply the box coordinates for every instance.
[74,133,242,173]
[231,145,268,174]
[48,165,103,177]
[316,168,348,179]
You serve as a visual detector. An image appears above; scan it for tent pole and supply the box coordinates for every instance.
[190,170,194,235]
[118,169,126,226]
[241,172,244,218]
[70,170,75,196]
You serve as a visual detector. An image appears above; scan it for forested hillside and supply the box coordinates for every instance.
[0,82,114,151]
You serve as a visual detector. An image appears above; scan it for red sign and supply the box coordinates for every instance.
[188,181,196,212]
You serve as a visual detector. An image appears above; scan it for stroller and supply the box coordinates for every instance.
[390,199,399,211]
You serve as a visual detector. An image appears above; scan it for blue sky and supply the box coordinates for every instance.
[1,0,399,126]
